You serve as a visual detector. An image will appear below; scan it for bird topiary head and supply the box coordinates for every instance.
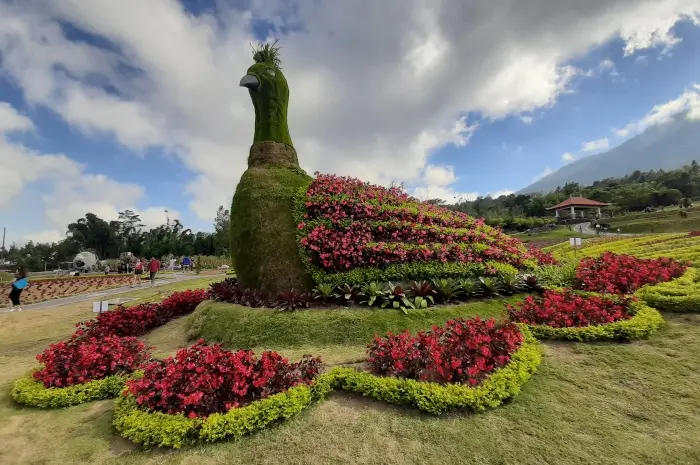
[240,40,293,147]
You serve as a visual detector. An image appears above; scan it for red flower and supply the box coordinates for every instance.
[506,289,633,328]
[367,317,522,386]
[126,341,323,417]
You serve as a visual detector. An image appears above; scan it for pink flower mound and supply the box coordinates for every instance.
[507,289,632,328]
[576,252,686,294]
[298,174,530,272]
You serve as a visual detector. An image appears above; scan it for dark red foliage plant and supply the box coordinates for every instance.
[506,289,632,328]
[575,252,686,294]
[33,336,151,388]
[367,317,523,386]
[126,341,323,418]
[75,289,208,338]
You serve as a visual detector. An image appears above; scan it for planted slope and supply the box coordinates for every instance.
[295,174,535,285]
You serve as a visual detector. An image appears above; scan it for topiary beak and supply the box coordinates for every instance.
[240,75,259,90]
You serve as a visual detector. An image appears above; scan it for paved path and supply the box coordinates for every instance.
[576,222,634,236]
[2,272,212,312]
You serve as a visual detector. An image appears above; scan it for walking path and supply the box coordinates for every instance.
[2,272,211,312]
[576,222,634,236]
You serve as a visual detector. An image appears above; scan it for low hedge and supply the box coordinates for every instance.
[113,373,336,448]
[11,372,130,409]
[523,300,665,342]
[185,298,520,348]
[328,326,542,414]
[636,268,700,313]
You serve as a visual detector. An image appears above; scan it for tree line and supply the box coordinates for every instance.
[0,207,231,272]
[430,161,700,226]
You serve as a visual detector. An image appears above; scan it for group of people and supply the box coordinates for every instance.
[127,257,161,288]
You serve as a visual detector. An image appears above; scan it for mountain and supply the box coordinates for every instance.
[519,114,700,194]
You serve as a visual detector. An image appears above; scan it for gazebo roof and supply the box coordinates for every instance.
[546,196,610,210]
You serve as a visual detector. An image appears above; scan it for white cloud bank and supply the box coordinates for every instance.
[0,0,698,242]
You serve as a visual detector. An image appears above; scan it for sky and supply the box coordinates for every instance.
[1,0,700,246]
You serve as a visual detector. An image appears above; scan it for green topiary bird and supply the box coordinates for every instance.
[230,41,314,296]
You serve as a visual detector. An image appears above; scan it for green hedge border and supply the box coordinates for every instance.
[635,268,700,313]
[328,326,542,415]
[113,327,541,448]
[523,300,665,342]
[11,372,130,409]
[112,373,336,449]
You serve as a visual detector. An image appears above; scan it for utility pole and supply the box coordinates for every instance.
[165,209,170,229]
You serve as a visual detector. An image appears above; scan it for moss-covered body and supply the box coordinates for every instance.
[231,43,313,295]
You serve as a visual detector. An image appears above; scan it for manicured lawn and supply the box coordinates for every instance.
[2,277,700,464]
[512,227,595,248]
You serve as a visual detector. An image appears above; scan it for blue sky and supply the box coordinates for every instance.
[0,1,699,246]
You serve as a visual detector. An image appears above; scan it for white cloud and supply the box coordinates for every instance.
[0,0,698,224]
[21,230,64,245]
[613,84,700,137]
[581,138,610,153]
[489,189,515,198]
[533,166,554,182]
[0,102,34,133]
[561,152,576,163]
[520,115,534,125]
[422,165,457,187]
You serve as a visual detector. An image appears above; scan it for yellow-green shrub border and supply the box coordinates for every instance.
[11,372,130,409]
[112,373,336,449]
[328,326,542,415]
[636,268,700,313]
[524,300,665,342]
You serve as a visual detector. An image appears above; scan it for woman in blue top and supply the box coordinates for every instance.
[8,268,28,312]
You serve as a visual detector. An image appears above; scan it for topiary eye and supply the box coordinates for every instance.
[266,68,276,77]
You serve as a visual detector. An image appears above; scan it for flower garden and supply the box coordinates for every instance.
[8,175,700,459]
[4,45,700,463]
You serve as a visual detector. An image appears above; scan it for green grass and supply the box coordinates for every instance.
[186,298,520,349]
[604,206,700,233]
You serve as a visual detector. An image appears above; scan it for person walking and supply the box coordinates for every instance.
[182,255,192,272]
[8,268,29,312]
[148,256,161,287]
[132,259,144,287]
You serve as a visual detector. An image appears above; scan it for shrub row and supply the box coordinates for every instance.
[11,373,133,409]
[208,273,544,313]
[113,322,542,448]
[636,267,700,313]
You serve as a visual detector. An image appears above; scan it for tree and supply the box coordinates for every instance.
[213,206,231,256]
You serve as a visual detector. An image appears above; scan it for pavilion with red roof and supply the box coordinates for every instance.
[546,196,610,219]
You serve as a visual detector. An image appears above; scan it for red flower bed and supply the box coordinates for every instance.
[367,317,523,386]
[33,336,151,388]
[506,289,632,328]
[525,245,559,266]
[689,231,700,237]
[576,252,686,294]
[298,174,530,273]
[126,341,323,418]
[76,289,208,338]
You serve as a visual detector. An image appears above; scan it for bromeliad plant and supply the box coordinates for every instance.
[379,282,415,314]
[312,283,337,305]
[274,291,312,312]
[432,278,462,303]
